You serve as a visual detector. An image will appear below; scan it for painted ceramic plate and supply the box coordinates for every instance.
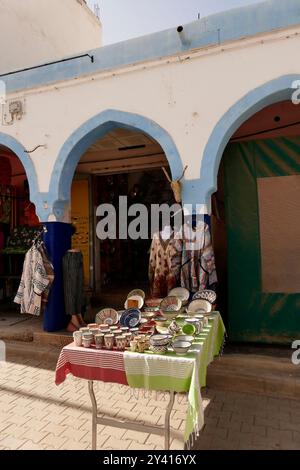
[120,308,141,328]
[168,287,190,306]
[192,289,217,305]
[127,289,145,300]
[187,299,212,314]
[95,308,119,326]
[144,298,163,308]
[160,296,182,312]
[125,295,144,309]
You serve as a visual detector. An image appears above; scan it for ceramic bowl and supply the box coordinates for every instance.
[149,334,171,347]
[168,287,190,306]
[194,314,209,327]
[127,289,145,300]
[130,327,140,336]
[192,289,217,305]
[153,316,168,326]
[143,306,160,313]
[182,324,196,336]
[150,344,168,354]
[96,308,119,326]
[172,341,192,355]
[88,323,98,329]
[125,295,144,310]
[173,335,194,344]
[142,311,156,320]
[187,299,212,315]
[185,318,202,334]
[144,298,162,308]
[120,309,141,328]
[160,296,182,319]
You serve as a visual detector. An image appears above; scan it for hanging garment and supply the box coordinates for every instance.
[148,232,182,298]
[14,245,54,316]
[62,250,85,317]
[180,221,217,293]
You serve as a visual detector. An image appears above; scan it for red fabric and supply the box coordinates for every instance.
[55,343,128,386]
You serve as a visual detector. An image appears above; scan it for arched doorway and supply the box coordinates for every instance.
[0,142,39,318]
[44,110,183,330]
[211,98,300,344]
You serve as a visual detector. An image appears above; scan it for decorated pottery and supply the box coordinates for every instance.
[172,341,192,355]
[127,289,145,300]
[125,295,144,310]
[96,308,119,326]
[150,344,168,354]
[104,334,114,350]
[168,287,190,306]
[192,289,217,305]
[173,335,194,343]
[150,334,171,347]
[160,296,182,319]
[120,308,141,328]
[168,320,181,336]
[144,298,162,308]
[187,299,212,315]
[94,333,104,349]
[115,335,127,351]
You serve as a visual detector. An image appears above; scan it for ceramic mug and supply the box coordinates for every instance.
[80,327,89,334]
[104,334,114,350]
[124,332,132,346]
[115,335,127,351]
[130,340,138,352]
[137,341,147,353]
[82,334,93,348]
[94,333,104,349]
[73,331,82,347]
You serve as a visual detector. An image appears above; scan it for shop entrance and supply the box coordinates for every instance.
[212,100,300,344]
[70,127,174,307]
[0,146,39,316]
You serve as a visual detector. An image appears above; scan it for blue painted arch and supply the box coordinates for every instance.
[0,132,40,211]
[47,109,183,221]
[200,74,300,209]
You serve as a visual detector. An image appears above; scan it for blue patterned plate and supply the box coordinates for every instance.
[120,308,141,328]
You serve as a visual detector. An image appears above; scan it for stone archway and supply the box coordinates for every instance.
[200,74,300,211]
[45,109,184,222]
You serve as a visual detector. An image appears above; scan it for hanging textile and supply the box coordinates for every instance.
[148,232,182,298]
[180,221,217,293]
[14,243,54,316]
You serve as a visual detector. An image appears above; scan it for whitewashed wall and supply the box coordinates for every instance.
[1,23,300,218]
[0,0,102,74]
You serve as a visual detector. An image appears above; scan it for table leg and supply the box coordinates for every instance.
[164,391,175,450]
[88,381,97,450]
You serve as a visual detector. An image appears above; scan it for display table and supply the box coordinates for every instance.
[55,312,225,450]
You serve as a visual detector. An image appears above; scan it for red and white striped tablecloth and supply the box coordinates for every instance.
[55,343,128,386]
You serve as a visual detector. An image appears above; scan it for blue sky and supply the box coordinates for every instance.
[87,0,263,45]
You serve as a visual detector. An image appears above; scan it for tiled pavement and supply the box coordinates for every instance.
[0,356,299,450]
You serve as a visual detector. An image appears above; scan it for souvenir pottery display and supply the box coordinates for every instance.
[94,333,104,349]
[168,287,190,306]
[73,331,82,347]
[96,308,119,326]
[172,340,192,356]
[104,334,114,350]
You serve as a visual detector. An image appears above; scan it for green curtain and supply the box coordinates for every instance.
[224,136,300,344]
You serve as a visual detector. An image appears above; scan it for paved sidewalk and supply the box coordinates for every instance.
[0,356,299,450]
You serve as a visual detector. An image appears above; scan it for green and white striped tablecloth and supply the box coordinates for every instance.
[124,312,226,447]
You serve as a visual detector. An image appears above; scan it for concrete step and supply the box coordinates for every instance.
[5,340,61,368]
[207,353,300,400]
